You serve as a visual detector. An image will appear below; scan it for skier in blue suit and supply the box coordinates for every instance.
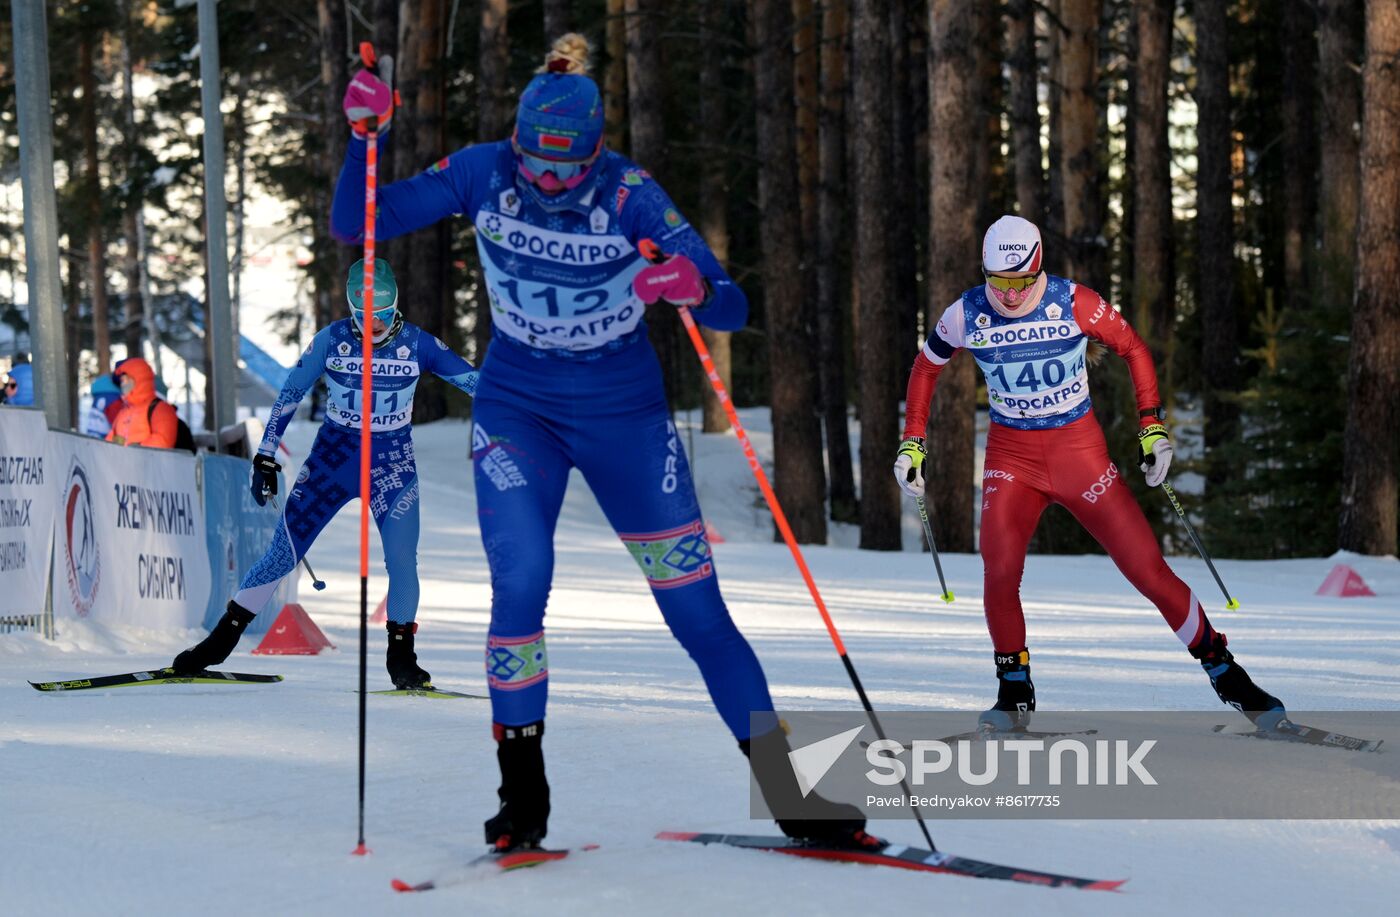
[172,259,479,688]
[333,34,877,852]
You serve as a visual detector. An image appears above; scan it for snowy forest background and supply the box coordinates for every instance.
[0,0,1396,561]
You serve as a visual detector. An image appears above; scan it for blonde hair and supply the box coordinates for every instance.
[540,33,592,75]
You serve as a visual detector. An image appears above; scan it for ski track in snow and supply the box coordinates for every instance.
[3,414,1398,915]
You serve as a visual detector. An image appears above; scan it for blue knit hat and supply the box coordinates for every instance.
[514,66,603,161]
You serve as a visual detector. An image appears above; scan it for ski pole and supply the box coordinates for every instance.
[351,40,391,858]
[914,495,954,603]
[639,239,939,852]
[268,494,326,590]
[1161,480,1239,610]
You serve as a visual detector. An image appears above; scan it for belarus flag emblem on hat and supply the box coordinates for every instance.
[538,133,573,153]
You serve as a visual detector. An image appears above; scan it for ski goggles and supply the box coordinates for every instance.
[985,272,1042,294]
[513,138,601,189]
[350,302,397,328]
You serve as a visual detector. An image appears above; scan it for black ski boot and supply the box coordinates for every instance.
[1190,632,1286,730]
[484,720,550,852]
[172,601,255,676]
[978,648,1036,732]
[385,622,431,689]
[741,726,885,851]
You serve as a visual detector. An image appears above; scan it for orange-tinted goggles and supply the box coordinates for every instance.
[986,272,1041,293]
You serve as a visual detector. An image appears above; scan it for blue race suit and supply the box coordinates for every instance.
[332,139,773,739]
[234,318,479,624]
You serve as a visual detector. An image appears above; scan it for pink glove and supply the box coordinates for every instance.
[343,68,394,134]
[633,254,708,308]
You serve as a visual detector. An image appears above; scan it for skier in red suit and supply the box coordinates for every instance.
[894,215,1285,731]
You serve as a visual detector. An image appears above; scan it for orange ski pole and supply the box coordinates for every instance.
[638,239,937,850]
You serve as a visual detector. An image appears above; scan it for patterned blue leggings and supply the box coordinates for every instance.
[471,341,774,740]
[235,423,421,623]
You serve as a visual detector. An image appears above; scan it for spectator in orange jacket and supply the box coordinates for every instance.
[107,357,178,448]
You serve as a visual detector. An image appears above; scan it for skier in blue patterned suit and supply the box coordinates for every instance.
[171,259,480,689]
[332,34,879,853]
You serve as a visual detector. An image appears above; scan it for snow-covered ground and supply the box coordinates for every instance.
[3,411,1398,915]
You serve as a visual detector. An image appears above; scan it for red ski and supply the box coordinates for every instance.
[391,845,594,893]
[657,832,1124,891]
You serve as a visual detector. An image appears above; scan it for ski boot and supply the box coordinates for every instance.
[484,720,550,852]
[977,648,1036,732]
[385,622,431,689]
[172,601,255,676]
[1190,632,1286,730]
[741,726,885,851]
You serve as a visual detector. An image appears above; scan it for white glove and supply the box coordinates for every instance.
[893,437,927,498]
[1137,423,1173,487]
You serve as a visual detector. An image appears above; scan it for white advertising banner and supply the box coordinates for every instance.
[50,431,211,630]
[0,408,56,618]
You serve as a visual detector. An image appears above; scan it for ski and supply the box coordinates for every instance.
[658,832,1124,891]
[369,687,487,699]
[390,845,592,893]
[30,668,283,692]
[862,727,1097,751]
[945,726,1098,743]
[1213,720,1382,752]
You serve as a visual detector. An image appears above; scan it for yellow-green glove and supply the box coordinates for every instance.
[1137,422,1173,487]
[893,436,928,498]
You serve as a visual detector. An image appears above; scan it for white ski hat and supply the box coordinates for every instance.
[982,215,1043,274]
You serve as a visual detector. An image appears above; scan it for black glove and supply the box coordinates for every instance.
[251,454,281,506]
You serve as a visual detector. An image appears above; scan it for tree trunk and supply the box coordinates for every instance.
[796,0,819,290]
[319,0,353,345]
[374,0,399,189]
[749,0,829,544]
[120,1,144,358]
[1057,0,1104,289]
[1131,0,1173,372]
[605,0,628,151]
[375,0,399,64]
[544,0,571,38]
[627,0,682,410]
[406,0,451,421]
[818,0,858,523]
[698,2,732,435]
[975,0,1007,230]
[852,0,899,550]
[927,0,979,554]
[1282,0,1319,315]
[1194,0,1238,492]
[1318,0,1363,311]
[1046,0,1066,272]
[79,31,111,375]
[1007,0,1043,224]
[1338,0,1400,555]
[890,0,920,354]
[476,0,510,360]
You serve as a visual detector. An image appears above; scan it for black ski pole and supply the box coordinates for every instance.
[1161,480,1239,610]
[914,495,955,604]
[268,494,327,590]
